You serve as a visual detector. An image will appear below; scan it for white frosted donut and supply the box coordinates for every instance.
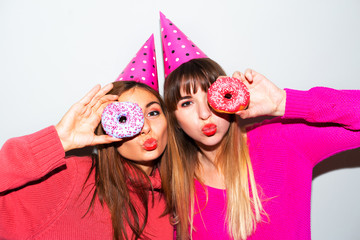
[101,102,144,138]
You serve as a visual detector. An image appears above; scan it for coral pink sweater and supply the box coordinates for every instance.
[0,127,173,239]
[193,87,360,239]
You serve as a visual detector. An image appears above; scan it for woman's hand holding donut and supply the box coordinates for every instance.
[55,84,122,152]
[232,69,286,119]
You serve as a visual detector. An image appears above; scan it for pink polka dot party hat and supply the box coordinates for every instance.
[116,34,159,91]
[160,12,208,78]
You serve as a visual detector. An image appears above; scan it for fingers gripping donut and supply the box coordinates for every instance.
[101,102,144,138]
[207,76,250,113]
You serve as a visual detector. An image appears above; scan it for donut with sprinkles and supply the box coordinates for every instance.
[101,102,144,138]
[207,77,250,114]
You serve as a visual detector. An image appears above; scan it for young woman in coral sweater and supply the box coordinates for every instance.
[0,81,172,240]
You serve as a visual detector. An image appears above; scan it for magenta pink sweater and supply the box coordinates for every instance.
[193,87,360,239]
[0,127,173,239]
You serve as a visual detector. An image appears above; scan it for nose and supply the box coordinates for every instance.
[141,118,151,135]
[198,101,212,120]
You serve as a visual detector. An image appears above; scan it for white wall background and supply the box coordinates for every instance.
[1,0,359,239]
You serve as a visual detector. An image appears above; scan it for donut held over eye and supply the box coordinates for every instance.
[101,102,145,138]
[207,76,250,114]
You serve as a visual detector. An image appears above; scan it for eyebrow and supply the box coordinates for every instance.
[178,96,192,101]
[146,101,161,108]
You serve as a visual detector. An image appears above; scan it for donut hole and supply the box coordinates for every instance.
[118,116,127,123]
[224,93,232,99]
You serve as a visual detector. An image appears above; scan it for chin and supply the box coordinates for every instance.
[143,148,164,160]
[198,136,223,148]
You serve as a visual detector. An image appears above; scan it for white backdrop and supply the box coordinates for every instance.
[1,0,360,239]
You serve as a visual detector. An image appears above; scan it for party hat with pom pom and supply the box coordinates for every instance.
[160,12,208,78]
[116,34,158,91]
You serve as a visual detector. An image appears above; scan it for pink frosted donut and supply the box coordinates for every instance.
[207,77,250,113]
[101,102,144,138]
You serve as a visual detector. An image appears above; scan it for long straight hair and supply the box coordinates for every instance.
[85,81,168,240]
[161,58,264,240]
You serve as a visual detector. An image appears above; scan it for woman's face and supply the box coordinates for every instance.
[116,87,167,173]
[174,86,230,149]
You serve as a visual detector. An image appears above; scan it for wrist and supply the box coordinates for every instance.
[273,89,286,116]
[55,124,72,152]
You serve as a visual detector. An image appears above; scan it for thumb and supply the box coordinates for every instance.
[236,109,251,119]
[232,71,242,80]
[92,135,123,146]
[236,106,259,119]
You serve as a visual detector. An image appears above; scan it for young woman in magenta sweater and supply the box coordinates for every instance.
[161,58,360,240]
[0,81,173,240]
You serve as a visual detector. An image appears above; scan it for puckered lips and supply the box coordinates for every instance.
[202,123,217,136]
[143,138,158,151]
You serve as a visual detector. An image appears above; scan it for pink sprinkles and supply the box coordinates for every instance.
[101,102,144,138]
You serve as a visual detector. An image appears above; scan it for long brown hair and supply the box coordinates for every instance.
[86,81,168,240]
[161,58,264,240]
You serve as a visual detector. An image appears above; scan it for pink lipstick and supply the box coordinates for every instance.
[143,138,157,151]
[202,123,217,136]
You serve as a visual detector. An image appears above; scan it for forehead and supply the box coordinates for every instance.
[117,88,158,107]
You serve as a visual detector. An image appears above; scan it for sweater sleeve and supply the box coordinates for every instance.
[0,126,66,191]
[0,127,78,239]
[282,87,360,166]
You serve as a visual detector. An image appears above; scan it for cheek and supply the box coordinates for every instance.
[175,112,195,130]
[154,115,167,131]
[216,116,231,133]
[212,111,231,127]
[158,133,168,153]
[177,120,199,141]
[156,121,168,143]
[220,120,231,134]
[116,141,137,158]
